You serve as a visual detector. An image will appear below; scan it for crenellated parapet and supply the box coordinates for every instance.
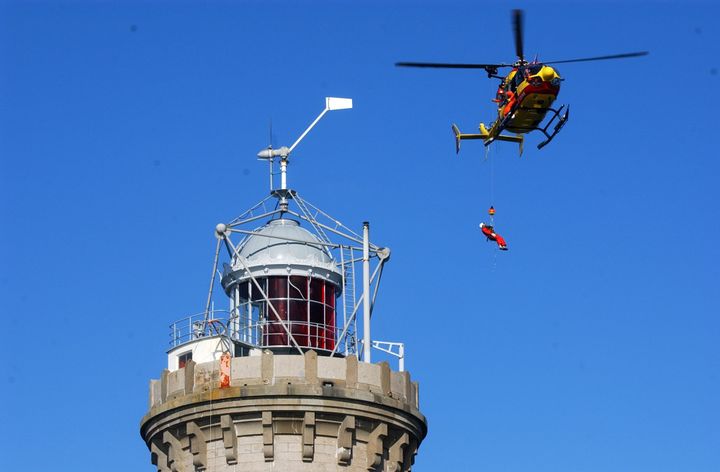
[141,351,426,472]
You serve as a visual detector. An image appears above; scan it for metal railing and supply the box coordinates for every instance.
[169,311,405,370]
[170,310,233,348]
[169,310,336,353]
[245,319,336,352]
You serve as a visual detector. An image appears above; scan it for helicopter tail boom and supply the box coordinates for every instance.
[452,123,486,154]
[452,123,524,156]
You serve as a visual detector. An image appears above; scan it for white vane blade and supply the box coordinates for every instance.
[326,97,353,110]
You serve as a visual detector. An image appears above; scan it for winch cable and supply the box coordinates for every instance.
[485,144,499,268]
[487,143,495,225]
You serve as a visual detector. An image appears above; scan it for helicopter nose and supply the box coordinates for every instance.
[540,66,556,82]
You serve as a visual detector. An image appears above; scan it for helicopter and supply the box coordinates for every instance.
[396,10,648,155]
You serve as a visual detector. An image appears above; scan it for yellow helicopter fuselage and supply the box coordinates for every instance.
[451,63,570,155]
[494,64,562,134]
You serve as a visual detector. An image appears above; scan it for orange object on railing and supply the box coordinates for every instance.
[219,351,231,388]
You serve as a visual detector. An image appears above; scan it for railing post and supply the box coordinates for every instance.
[399,344,405,372]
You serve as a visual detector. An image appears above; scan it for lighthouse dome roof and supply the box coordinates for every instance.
[220,218,343,294]
[237,218,334,267]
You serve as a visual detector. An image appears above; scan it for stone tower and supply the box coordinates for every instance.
[139,98,427,471]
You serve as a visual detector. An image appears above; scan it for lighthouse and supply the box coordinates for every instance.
[140,98,427,471]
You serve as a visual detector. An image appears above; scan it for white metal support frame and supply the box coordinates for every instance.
[371,341,405,372]
[362,222,371,363]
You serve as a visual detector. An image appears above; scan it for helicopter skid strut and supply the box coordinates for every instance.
[536,104,569,149]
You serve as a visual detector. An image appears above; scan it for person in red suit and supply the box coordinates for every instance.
[479,223,508,251]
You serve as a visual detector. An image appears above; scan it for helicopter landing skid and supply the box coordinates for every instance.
[537,104,569,150]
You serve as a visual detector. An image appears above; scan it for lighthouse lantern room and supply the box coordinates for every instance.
[166,98,397,372]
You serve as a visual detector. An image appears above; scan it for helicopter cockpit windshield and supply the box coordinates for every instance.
[527,64,543,76]
[513,70,525,88]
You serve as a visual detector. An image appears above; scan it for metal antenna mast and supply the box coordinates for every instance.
[257,97,353,193]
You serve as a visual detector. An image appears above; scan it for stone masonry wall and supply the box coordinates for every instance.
[141,351,426,472]
[149,351,419,411]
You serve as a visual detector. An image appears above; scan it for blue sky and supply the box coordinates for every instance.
[1,1,718,471]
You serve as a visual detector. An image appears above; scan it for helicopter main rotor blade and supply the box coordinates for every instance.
[395,62,511,70]
[513,9,524,62]
[544,51,649,65]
